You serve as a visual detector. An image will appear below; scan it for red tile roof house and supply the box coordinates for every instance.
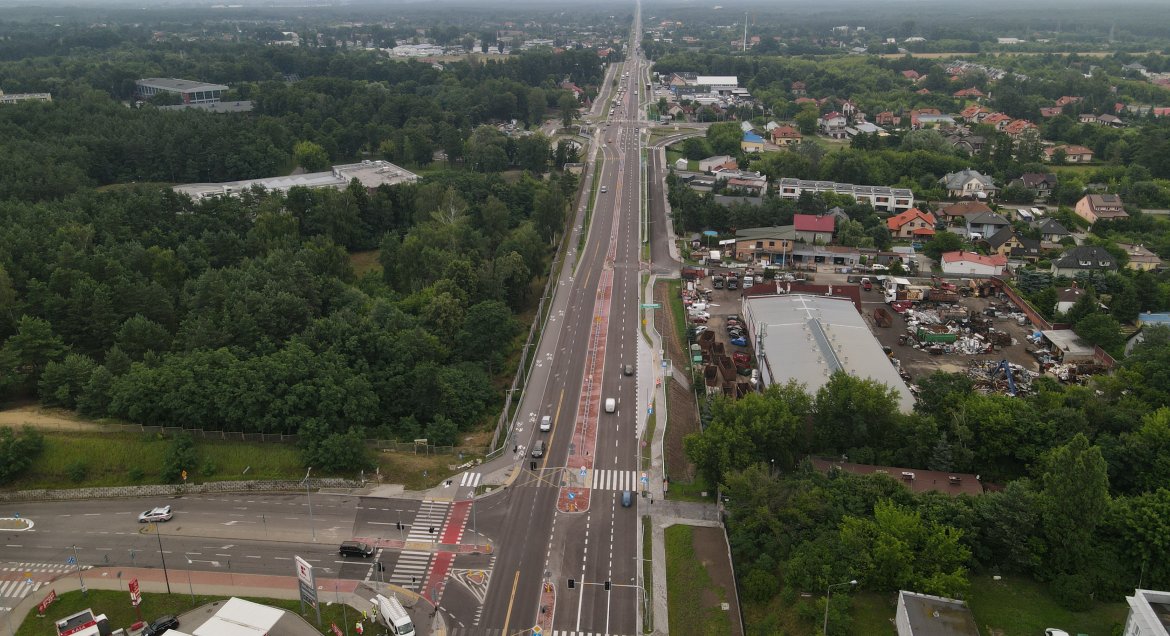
[770,125,803,145]
[1044,144,1094,163]
[887,208,937,239]
[941,251,1008,276]
[793,213,836,244]
[953,87,986,99]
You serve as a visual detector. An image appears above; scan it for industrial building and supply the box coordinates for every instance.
[776,178,915,214]
[173,160,419,200]
[135,78,228,104]
[742,293,914,412]
[0,91,52,104]
[895,591,980,636]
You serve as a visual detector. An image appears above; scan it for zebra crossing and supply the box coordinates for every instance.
[459,472,482,488]
[449,629,630,636]
[590,469,639,492]
[0,562,84,612]
[385,500,450,590]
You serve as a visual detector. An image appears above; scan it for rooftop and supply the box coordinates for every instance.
[174,161,418,200]
[136,77,229,92]
[898,591,980,636]
[745,294,914,412]
[1126,589,1170,636]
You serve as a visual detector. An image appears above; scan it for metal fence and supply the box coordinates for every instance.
[0,477,364,503]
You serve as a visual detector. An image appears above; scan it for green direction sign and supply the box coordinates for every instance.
[640,303,661,309]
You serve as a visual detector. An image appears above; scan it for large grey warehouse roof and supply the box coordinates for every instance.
[136,77,228,92]
[744,294,914,412]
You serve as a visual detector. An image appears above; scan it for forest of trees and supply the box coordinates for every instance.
[0,33,593,473]
[687,334,1170,633]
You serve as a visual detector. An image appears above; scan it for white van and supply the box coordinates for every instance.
[604,398,616,413]
[373,594,415,636]
[540,415,552,432]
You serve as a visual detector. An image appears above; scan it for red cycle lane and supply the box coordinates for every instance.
[420,500,470,604]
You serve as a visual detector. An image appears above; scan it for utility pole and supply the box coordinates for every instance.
[303,467,316,542]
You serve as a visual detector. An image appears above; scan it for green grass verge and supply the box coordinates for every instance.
[17,589,359,636]
[642,515,654,634]
[966,575,1127,636]
[666,279,687,354]
[665,475,714,502]
[641,411,655,472]
[665,525,733,636]
[579,156,604,253]
[850,592,898,636]
[2,430,458,491]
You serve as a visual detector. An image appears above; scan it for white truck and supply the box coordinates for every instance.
[373,594,416,636]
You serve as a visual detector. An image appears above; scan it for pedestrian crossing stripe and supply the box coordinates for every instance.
[0,580,32,598]
[459,472,482,488]
[446,629,631,636]
[590,469,639,492]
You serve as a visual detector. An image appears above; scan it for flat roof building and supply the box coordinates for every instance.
[742,293,914,412]
[896,591,980,636]
[135,78,228,104]
[0,91,52,104]
[1125,589,1170,636]
[174,160,419,201]
[776,178,915,214]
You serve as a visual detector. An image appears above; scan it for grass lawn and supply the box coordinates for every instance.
[0,429,459,491]
[641,411,655,471]
[966,575,1127,636]
[666,475,715,502]
[348,249,382,277]
[17,589,357,636]
[851,592,897,636]
[665,525,733,636]
[642,515,654,633]
[666,279,687,352]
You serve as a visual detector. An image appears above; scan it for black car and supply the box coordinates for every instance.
[339,541,375,558]
[143,615,179,636]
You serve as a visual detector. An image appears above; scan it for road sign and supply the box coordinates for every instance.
[567,492,576,500]
[66,556,76,565]
[37,589,56,614]
[579,467,587,479]
[129,578,141,607]
[661,360,667,368]
[640,303,660,309]
[641,473,649,484]
[648,407,654,415]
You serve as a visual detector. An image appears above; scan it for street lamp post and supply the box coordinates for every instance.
[302,467,316,542]
[154,525,172,594]
[183,555,195,606]
[71,545,86,596]
[823,579,857,636]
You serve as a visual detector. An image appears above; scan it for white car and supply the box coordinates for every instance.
[540,415,552,432]
[1045,630,1071,636]
[138,505,173,523]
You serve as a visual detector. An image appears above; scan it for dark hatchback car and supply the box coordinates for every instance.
[339,541,375,558]
[143,615,179,636]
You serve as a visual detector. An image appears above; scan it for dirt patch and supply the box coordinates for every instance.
[0,406,111,431]
[691,525,743,636]
[664,378,699,483]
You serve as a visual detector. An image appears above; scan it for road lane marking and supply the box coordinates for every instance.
[500,570,520,636]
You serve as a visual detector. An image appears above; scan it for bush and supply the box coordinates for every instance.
[128,467,145,482]
[0,427,45,484]
[1051,573,1094,611]
[743,568,780,603]
[202,460,218,476]
[161,433,199,483]
[66,461,88,483]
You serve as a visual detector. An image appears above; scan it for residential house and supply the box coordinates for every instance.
[698,155,735,172]
[1115,243,1164,271]
[840,99,859,119]
[985,226,1041,261]
[1055,284,1089,314]
[739,121,755,134]
[818,111,848,139]
[713,168,768,192]
[790,81,807,96]
[734,225,797,263]
[983,112,1013,130]
[1051,245,1118,276]
[1003,119,1037,138]
[1097,113,1124,127]
[941,251,1008,276]
[1122,62,1149,75]
[875,111,900,126]
[794,96,818,107]
[939,200,994,225]
[793,214,836,244]
[1033,218,1071,243]
[953,87,986,100]
[958,104,990,121]
[740,131,765,153]
[1075,193,1129,224]
[1040,106,1064,118]
[965,211,1011,239]
[1055,95,1083,107]
[901,70,920,80]
[673,157,688,170]
[947,134,986,155]
[770,125,802,146]
[940,169,998,199]
[1123,588,1170,636]
[1078,112,1099,124]
[1008,173,1058,199]
[1044,144,1094,163]
[887,208,937,239]
[665,104,686,120]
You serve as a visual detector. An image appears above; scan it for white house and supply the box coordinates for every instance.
[940,251,1007,276]
[674,157,689,170]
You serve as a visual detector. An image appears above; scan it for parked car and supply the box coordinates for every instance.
[727,328,745,337]
[143,616,179,636]
[691,316,708,324]
[138,506,173,523]
[693,325,708,335]
[731,336,748,347]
